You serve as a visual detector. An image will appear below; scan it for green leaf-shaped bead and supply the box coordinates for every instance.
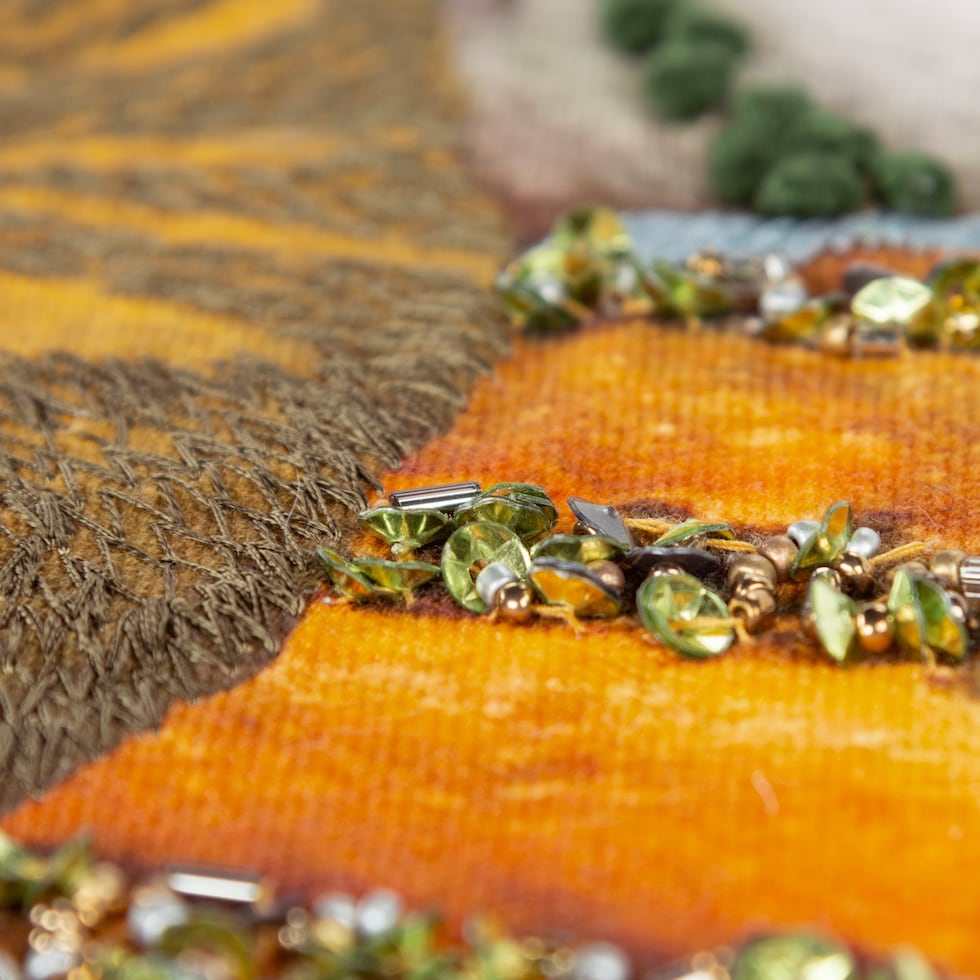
[791,501,852,579]
[808,574,858,663]
[636,572,735,659]
[918,578,969,662]
[357,507,452,557]
[317,546,389,601]
[530,533,627,564]
[887,568,968,662]
[441,521,531,613]
[529,558,622,619]
[734,935,858,980]
[650,260,736,318]
[350,557,441,594]
[552,206,633,258]
[653,519,735,547]
[887,567,926,657]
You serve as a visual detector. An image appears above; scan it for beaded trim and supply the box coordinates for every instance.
[0,831,947,980]
[323,487,978,669]
[494,208,980,355]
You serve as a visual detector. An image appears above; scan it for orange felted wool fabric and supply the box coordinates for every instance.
[6,247,980,972]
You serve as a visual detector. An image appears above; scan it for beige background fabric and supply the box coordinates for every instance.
[450,0,980,222]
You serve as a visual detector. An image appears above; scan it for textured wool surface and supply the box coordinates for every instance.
[0,0,507,810]
[7,248,980,971]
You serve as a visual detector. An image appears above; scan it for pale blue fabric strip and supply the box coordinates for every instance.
[624,210,980,264]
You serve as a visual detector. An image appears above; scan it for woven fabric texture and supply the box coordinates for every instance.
[7,247,980,973]
[0,0,507,809]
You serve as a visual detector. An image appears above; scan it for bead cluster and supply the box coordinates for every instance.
[495,207,980,354]
[0,831,949,980]
[321,484,979,667]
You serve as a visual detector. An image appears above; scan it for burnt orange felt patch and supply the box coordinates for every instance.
[7,250,980,971]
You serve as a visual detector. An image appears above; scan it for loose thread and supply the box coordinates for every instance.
[870,542,928,568]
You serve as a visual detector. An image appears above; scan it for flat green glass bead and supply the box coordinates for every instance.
[455,497,554,544]
[158,912,253,980]
[357,507,452,557]
[530,533,627,564]
[653,519,734,546]
[495,275,581,333]
[791,501,852,579]
[888,568,968,662]
[762,293,847,344]
[636,572,735,659]
[351,557,441,594]
[733,935,858,980]
[481,483,559,523]
[529,558,622,618]
[851,276,933,326]
[457,484,558,543]
[441,521,531,613]
[317,546,389,601]
[650,260,736,318]
[808,575,858,663]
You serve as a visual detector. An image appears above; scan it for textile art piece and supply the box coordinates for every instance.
[0,0,506,808]
[3,0,980,978]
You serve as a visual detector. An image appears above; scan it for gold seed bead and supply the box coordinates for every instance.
[836,552,875,597]
[817,314,852,356]
[587,560,625,595]
[855,602,895,655]
[573,521,597,537]
[757,535,798,583]
[495,581,534,624]
[728,585,777,633]
[800,602,819,640]
[930,549,967,587]
[726,554,778,592]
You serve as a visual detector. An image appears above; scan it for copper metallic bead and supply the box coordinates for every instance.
[930,549,966,587]
[836,552,875,597]
[494,581,534,624]
[757,535,798,583]
[855,603,894,655]
[726,554,778,592]
[809,565,843,591]
[728,585,777,633]
[573,521,598,537]
[587,560,626,595]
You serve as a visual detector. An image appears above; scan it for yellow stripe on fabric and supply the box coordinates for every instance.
[0,270,317,371]
[0,187,499,283]
[83,0,319,71]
